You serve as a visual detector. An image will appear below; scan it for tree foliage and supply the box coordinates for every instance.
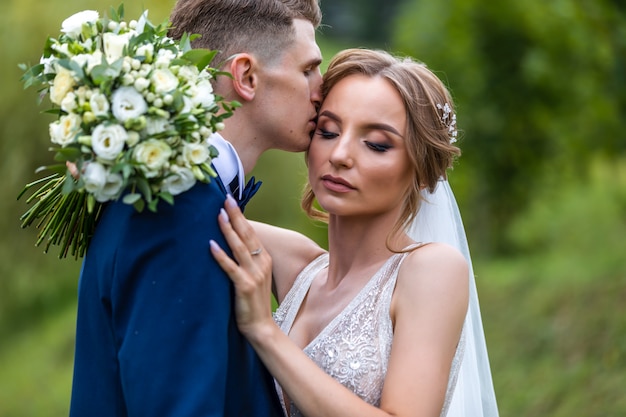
[319,0,404,44]
[393,0,626,253]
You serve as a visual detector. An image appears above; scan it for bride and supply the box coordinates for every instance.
[211,48,499,417]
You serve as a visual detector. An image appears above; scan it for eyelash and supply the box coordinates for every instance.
[366,142,391,152]
[316,128,338,139]
[317,129,391,153]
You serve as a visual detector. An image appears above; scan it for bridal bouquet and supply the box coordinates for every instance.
[18,5,239,258]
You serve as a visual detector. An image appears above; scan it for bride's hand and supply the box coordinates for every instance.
[210,195,275,340]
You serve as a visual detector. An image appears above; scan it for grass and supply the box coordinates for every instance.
[476,257,626,417]
[0,304,75,417]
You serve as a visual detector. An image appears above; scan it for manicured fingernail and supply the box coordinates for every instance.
[209,240,221,252]
[219,208,230,222]
[226,194,238,209]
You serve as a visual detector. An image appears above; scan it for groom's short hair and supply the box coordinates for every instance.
[169,0,321,67]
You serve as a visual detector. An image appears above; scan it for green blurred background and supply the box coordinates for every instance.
[1,0,625,415]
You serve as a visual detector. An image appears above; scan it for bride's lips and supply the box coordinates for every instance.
[321,175,355,192]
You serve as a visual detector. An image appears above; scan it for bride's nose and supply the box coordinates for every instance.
[328,135,354,168]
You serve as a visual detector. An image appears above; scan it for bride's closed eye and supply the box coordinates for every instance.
[316,128,339,139]
[365,141,392,152]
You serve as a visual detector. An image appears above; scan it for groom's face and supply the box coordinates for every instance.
[253,19,323,153]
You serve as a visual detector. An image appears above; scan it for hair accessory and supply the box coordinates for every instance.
[436,103,458,144]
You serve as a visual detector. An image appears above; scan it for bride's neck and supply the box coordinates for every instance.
[326,215,410,280]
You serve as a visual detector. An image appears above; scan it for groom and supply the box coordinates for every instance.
[69,1,323,416]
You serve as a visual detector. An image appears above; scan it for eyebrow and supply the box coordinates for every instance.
[318,110,404,138]
[306,57,323,68]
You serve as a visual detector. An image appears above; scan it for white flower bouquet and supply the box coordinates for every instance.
[18,5,239,258]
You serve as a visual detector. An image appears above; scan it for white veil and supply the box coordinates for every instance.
[406,179,499,417]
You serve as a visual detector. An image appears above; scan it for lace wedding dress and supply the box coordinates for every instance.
[273,250,465,417]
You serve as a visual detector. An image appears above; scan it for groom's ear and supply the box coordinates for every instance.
[228,53,257,102]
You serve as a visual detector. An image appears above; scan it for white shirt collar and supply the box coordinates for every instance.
[209,132,245,199]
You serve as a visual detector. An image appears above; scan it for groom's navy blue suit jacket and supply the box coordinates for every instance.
[69,178,283,417]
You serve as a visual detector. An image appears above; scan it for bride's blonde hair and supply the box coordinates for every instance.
[302,48,461,244]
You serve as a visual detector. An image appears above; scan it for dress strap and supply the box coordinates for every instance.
[273,253,328,328]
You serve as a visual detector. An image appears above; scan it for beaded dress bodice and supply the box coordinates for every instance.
[273,252,465,417]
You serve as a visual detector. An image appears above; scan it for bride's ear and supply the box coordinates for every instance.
[228,53,257,102]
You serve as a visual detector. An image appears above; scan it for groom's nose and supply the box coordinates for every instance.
[310,71,322,111]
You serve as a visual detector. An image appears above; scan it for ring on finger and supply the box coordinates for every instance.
[250,248,263,256]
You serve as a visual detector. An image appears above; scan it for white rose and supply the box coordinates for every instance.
[133,139,172,177]
[151,69,179,94]
[182,142,210,166]
[91,123,128,160]
[95,171,124,202]
[103,32,133,63]
[49,113,82,146]
[89,92,110,117]
[60,10,99,39]
[161,165,196,195]
[50,68,76,105]
[190,80,215,108]
[60,92,78,113]
[82,162,107,194]
[111,86,148,122]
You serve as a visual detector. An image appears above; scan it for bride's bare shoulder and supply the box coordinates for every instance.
[396,242,469,302]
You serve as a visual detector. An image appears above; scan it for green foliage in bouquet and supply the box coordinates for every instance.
[18,4,240,259]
